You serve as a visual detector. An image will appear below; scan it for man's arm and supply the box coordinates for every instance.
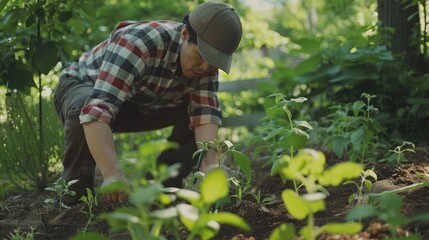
[82,121,127,202]
[194,123,219,173]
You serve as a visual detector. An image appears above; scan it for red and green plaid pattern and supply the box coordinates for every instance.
[61,20,221,128]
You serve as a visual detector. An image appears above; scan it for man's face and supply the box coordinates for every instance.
[179,26,217,78]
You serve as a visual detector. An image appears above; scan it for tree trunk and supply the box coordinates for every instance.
[377,0,425,73]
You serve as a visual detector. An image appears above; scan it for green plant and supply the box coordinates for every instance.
[187,139,252,207]
[270,149,363,240]
[252,190,277,205]
[194,139,252,184]
[381,141,416,164]
[325,93,385,162]
[7,227,38,240]
[343,168,378,206]
[259,94,313,190]
[76,168,249,240]
[174,168,250,240]
[347,191,429,239]
[79,188,98,233]
[0,93,63,191]
[44,178,78,209]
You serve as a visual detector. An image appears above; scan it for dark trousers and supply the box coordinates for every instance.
[53,77,197,197]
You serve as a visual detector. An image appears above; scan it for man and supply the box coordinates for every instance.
[53,1,243,203]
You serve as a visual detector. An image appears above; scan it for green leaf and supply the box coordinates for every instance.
[150,207,177,219]
[268,223,296,240]
[67,179,79,187]
[364,180,372,191]
[201,220,219,240]
[331,135,348,158]
[201,168,228,204]
[210,212,250,231]
[68,18,86,35]
[105,212,140,224]
[129,183,162,205]
[350,128,365,147]
[294,120,313,130]
[99,180,128,194]
[379,194,403,212]
[33,41,59,74]
[303,193,325,213]
[282,189,308,220]
[280,128,309,150]
[318,162,363,186]
[294,149,326,176]
[345,205,378,221]
[4,62,35,94]
[321,222,362,234]
[176,203,198,230]
[263,127,285,141]
[271,155,290,176]
[352,100,366,116]
[232,150,252,183]
[176,189,201,205]
[286,97,308,109]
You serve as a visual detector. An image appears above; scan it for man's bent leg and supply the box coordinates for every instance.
[54,78,96,203]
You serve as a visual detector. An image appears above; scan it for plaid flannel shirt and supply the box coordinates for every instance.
[61,20,222,128]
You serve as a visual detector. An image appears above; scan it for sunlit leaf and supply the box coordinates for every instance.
[150,207,177,219]
[176,189,201,205]
[176,203,198,230]
[318,162,363,186]
[268,223,296,240]
[201,168,228,204]
[282,189,308,220]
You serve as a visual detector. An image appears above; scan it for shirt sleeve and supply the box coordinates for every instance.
[79,34,146,125]
[188,73,222,128]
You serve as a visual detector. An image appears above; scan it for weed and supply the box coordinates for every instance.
[7,227,38,240]
[381,141,416,164]
[44,178,78,209]
[343,168,378,206]
[79,188,98,233]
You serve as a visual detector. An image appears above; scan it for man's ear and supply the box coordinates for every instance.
[180,25,188,41]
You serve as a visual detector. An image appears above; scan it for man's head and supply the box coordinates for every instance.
[179,1,242,78]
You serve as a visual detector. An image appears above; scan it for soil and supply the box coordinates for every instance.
[1,146,429,240]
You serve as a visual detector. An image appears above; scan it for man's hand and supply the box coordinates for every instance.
[101,175,129,203]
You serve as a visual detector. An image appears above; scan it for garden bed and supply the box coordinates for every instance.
[0,147,428,240]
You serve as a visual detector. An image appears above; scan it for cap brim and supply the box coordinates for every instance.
[197,35,232,74]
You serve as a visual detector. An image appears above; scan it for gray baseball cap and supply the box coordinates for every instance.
[189,1,243,74]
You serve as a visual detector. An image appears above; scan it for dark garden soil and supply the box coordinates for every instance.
[1,146,429,240]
